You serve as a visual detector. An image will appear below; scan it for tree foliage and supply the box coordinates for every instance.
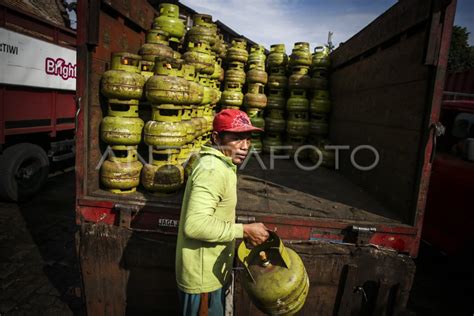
[448,26,474,73]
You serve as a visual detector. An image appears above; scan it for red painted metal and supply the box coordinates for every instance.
[444,69,474,95]
[0,3,77,147]
[411,0,457,257]
[423,153,474,255]
[0,86,76,143]
[442,100,474,112]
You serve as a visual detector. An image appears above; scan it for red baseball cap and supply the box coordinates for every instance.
[213,109,264,133]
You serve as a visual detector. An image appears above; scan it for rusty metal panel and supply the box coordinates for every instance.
[234,241,415,315]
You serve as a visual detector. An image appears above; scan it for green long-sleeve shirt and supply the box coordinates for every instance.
[175,145,244,294]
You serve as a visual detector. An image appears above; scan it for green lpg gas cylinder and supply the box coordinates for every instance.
[101,52,145,100]
[288,66,311,90]
[309,113,329,136]
[208,79,221,105]
[227,38,248,63]
[311,45,331,71]
[244,83,267,109]
[191,107,204,138]
[267,66,288,90]
[100,145,143,194]
[263,132,283,154]
[237,232,309,315]
[287,111,310,137]
[195,106,208,136]
[182,106,196,143]
[186,14,217,46]
[247,63,268,85]
[289,42,312,67]
[183,41,215,75]
[143,105,188,147]
[246,108,265,130]
[101,115,144,145]
[265,109,286,133]
[146,59,203,105]
[141,148,184,193]
[107,99,139,117]
[225,61,246,85]
[310,90,331,114]
[152,3,185,43]
[250,136,263,153]
[248,44,266,68]
[202,105,215,133]
[266,89,286,110]
[210,57,224,81]
[285,135,307,158]
[139,60,155,82]
[139,29,175,62]
[212,34,227,59]
[286,89,309,112]
[220,82,244,108]
[310,69,329,90]
[309,141,336,169]
[267,44,288,68]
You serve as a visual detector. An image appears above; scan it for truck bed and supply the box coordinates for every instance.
[238,157,401,224]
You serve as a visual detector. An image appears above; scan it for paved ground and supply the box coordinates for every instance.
[0,171,84,316]
[0,170,471,315]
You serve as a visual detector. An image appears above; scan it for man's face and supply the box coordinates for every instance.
[213,131,253,165]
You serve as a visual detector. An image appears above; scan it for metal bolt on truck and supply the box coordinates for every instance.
[75,0,456,314]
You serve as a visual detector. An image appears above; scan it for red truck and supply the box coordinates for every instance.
[422,69,474,255]
[0,3,76,201]
[75,0,456,314]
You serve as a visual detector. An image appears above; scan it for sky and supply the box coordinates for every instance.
[180,0,474,52]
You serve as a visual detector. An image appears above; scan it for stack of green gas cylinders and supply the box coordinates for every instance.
[220,38,248,110]
[183,13,223,175]
[141,3,190,194]
[98,1,339,195]
[264,44,288,154]
[308,46,334,168]
[245,44,267,153]
[100,52,145,194]
[286,42,312,157]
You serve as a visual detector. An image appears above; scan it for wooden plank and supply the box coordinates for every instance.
[331,0,431,68]
[80,223,130,315]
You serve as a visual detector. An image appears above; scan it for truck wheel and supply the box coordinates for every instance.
[0,143,50,201]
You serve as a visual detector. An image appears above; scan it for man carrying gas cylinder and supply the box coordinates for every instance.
[176,109,269,315]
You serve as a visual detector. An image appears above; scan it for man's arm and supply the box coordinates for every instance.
[183,166,243,243]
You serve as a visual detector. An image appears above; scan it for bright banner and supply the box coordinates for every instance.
[0,27,76,91]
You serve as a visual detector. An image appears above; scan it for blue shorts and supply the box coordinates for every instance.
[178,287,226,316]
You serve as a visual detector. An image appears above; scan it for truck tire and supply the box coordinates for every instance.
[0,143,50,201]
